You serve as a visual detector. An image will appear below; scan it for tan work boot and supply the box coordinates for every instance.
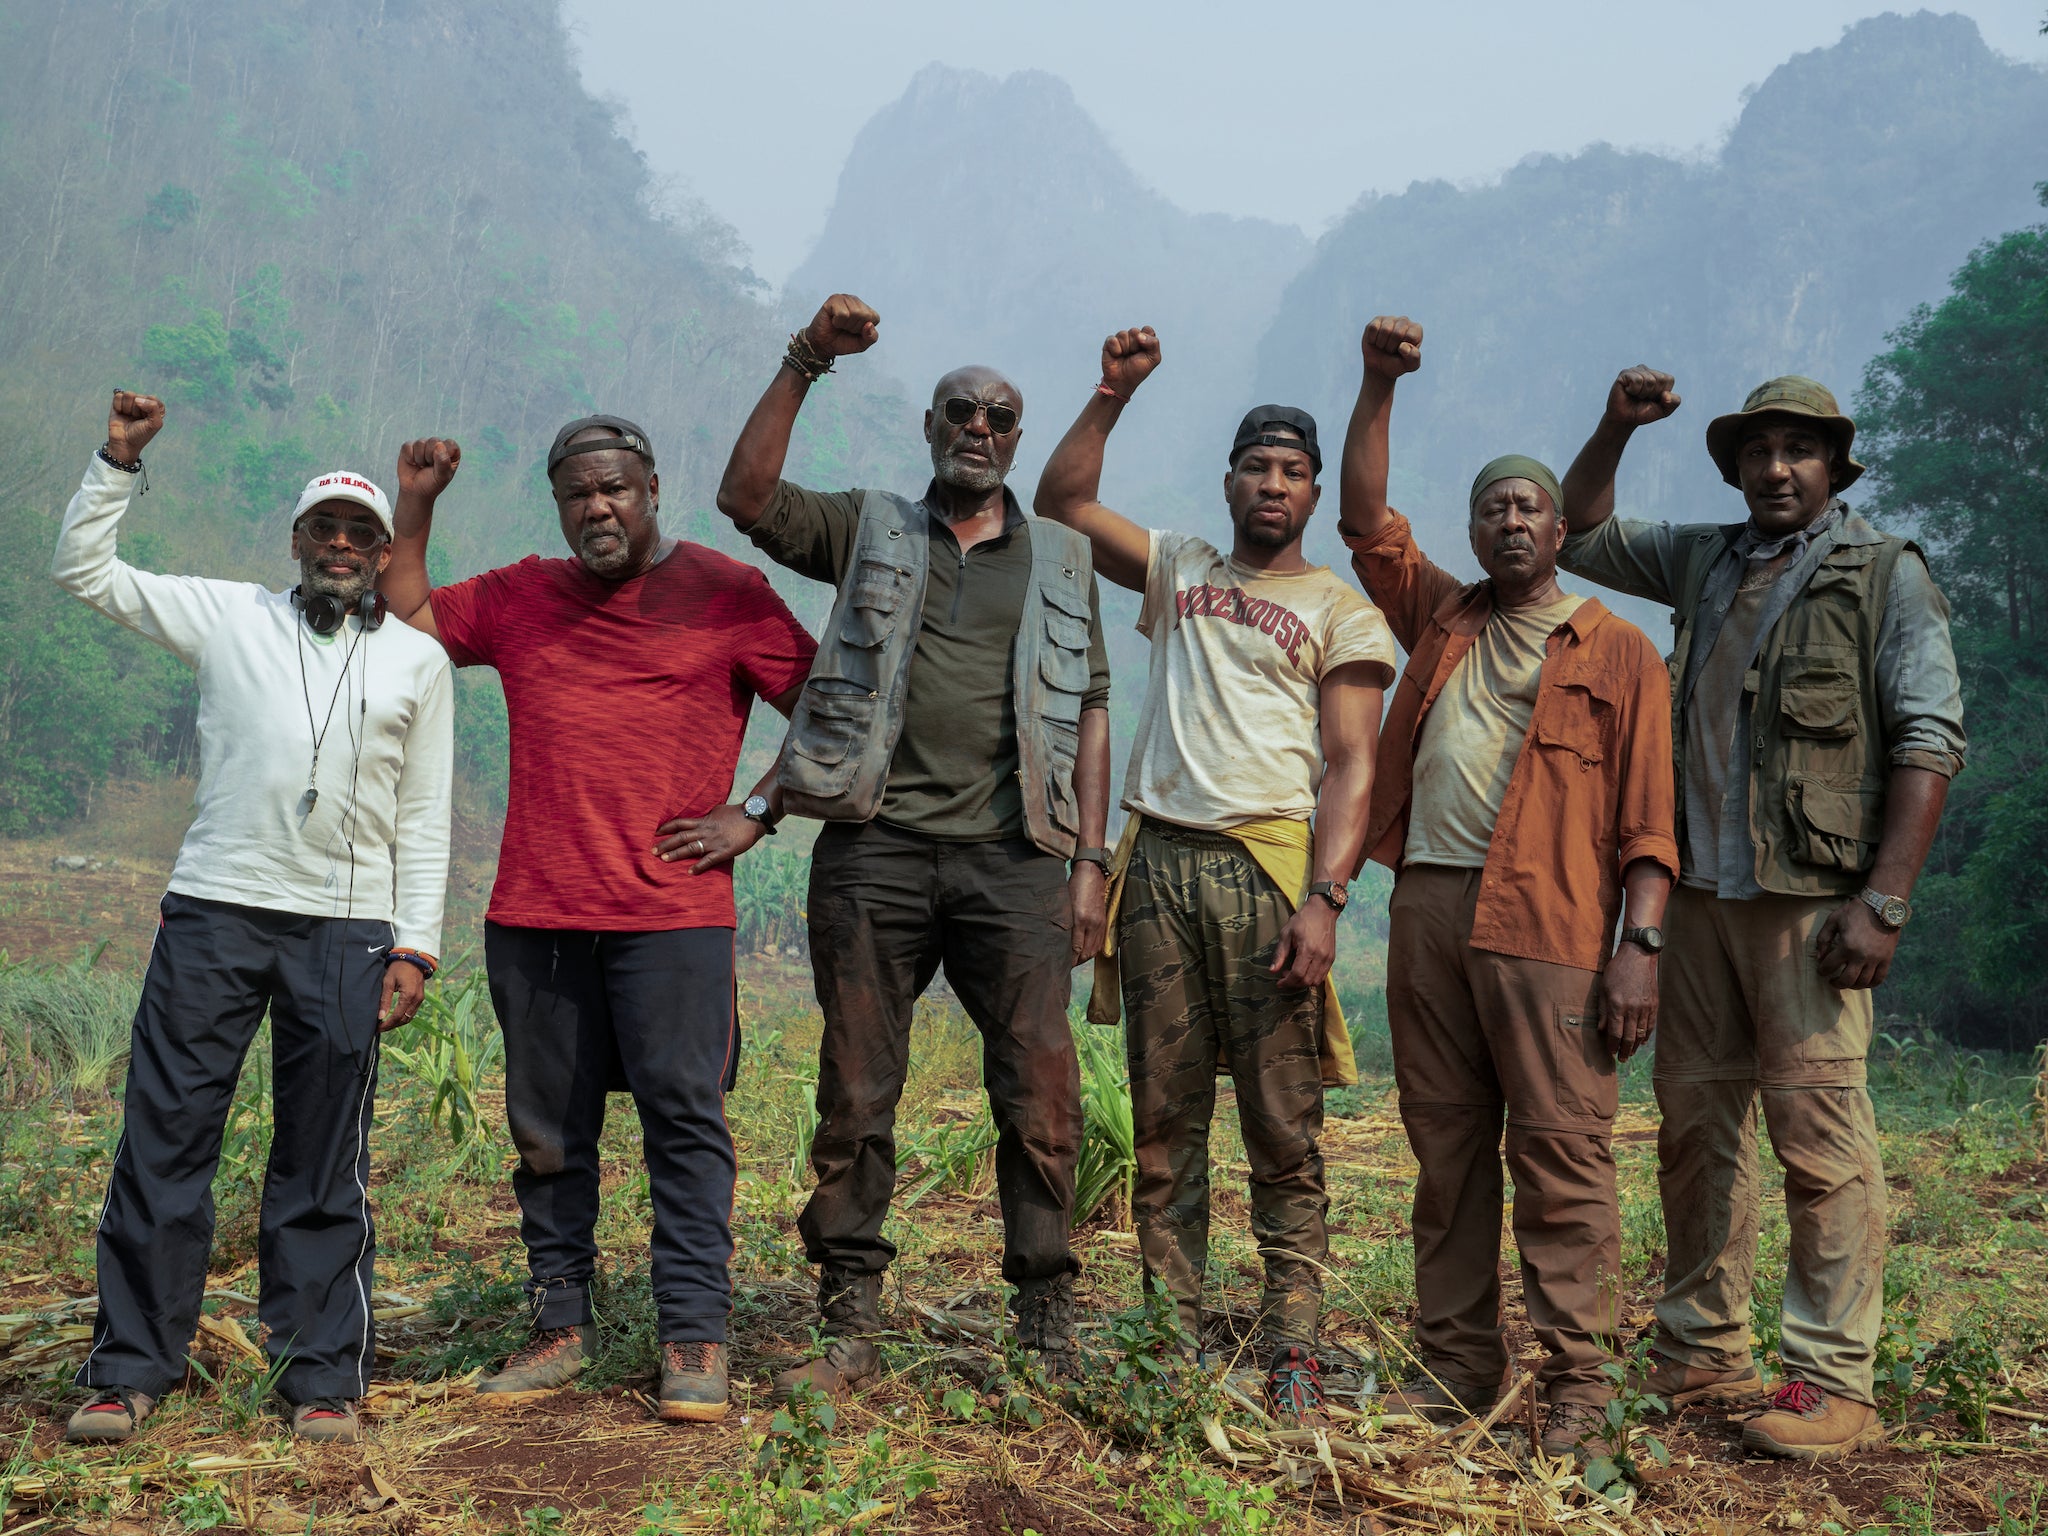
[658,1342,730,1423]
[65,1386,156,1444]
[1628,1351,1764,1411]
[477,1323,597,1401]
[1540,1400,1608,1461]
[1375,1370,1509,1424]
[771,1269,884,1402]
[291,1398,362,1443]
[1742,1379,1885,1461]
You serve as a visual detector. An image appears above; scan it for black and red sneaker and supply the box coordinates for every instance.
[1266,1345,1325,1420]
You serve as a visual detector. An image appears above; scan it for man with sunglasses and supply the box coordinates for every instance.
[378,415,817,1425]
[716,293,1112,1396]
[53,391,454,1446]
[1035,326,1395,1420]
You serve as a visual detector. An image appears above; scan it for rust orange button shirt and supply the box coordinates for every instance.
[1347,512,1679,972]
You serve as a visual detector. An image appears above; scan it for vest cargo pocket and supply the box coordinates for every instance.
[1039,610,1092,697]
[1043,716,1081,838]
[839,559,912,650]
[1779,669,1859,739]
[786,684,878,798]
[1785,774,1883,873]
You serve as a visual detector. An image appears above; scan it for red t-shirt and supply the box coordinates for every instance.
[431,545,817,930]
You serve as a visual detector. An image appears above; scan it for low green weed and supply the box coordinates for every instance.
[1578,1344,1671,1497]
[1134,1450,1279,1535]
[696,1384,936,1536]
[1065,1279,1217,1447]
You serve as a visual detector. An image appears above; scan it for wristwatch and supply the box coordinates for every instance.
[742,794,779,835]
[1860,887,1912,931]
[1071,846,1111,871]
[1306,880,1348,913]
[1619,926,1665,955]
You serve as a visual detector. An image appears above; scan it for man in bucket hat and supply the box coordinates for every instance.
[1558,370,1966,1460]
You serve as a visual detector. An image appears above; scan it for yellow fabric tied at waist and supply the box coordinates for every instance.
[1089,814,1357,1088]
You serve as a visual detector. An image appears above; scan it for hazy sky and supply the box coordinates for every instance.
[566,2,2047,287]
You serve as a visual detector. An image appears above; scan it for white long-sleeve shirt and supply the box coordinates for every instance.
[51,454,454,954]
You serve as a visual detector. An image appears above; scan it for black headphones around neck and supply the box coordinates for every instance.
[292,586,387,636]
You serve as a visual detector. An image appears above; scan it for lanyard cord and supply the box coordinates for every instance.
[296,615,366,809]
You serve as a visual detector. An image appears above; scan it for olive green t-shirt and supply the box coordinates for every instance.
[748,479,1111,842]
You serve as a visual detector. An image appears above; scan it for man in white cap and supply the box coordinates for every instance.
[51,391,454,1446]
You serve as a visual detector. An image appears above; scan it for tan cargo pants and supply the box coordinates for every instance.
[1387,865,1622,1405]
[1652,884,1883,1405]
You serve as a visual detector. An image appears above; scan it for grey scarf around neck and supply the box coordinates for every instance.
[1735,500,1845,563]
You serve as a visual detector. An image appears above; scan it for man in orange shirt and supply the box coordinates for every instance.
[1337,317,1678,1457]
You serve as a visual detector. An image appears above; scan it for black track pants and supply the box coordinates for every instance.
[484,924,739,1343]
[79,892,389,1403]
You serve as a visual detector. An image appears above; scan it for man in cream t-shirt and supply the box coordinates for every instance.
[1036,325,1393,1420]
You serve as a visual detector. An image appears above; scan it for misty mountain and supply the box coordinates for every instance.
[786,65,1311,523]
[1257,10,2048,579]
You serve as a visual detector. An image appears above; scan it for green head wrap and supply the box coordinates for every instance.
[1468,454,1563,517]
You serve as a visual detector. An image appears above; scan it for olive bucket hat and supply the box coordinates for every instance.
[1705,375,1865,491]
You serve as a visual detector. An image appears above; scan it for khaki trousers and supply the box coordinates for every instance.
[1387,866,1621,1405]
[1652,883,1883,1404]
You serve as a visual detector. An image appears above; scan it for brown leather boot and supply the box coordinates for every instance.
[1741,1379,1885,1461]
[1374,1369,1510,1424]
[771,1269,884,1402]
[1013,1274,1080,1382]
[1539,1400,1608,1461]
[1628,1351,1764,1411]
[658,1341,730,1423]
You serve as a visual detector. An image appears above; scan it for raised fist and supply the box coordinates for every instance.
[1606,366,1682,428]
[1100,326,1162,396]
[105,391,166,461]
[396,437,463,500]
[804,294,881,359]
[1362,316,1423,380]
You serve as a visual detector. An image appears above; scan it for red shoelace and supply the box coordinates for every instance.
[1768,1379,1827,1416]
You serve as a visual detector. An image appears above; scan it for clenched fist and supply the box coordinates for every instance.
[804,294,881,359]
[1605,366,1682,429]
[105,391,166,461]
[1100,326,1161,396]
[396,437,462,501]
[1362,316,1423,380]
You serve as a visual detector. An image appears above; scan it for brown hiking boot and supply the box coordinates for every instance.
[291,1398,362,1443]
[1013,1274,1080,1381]
[477,1323,596,1401]
[1742,1379,1884,1461]
[65,1386,156,1444]
[772,1269,884,1402]
[1628,1351,1764,1411]
[1374,1371,1509,1424]
[1540,1400,1608,1461]
[658,1342,730,1423]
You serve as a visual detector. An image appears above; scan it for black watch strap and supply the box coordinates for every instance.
[1071,846,1111,869]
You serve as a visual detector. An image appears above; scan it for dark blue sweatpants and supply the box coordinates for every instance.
[483,924,738,1343]
[79,892,389,1403]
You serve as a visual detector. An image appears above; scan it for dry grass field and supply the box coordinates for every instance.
[4,787,2048,1535]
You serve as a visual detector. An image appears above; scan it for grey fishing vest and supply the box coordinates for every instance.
[774,489,1095,859]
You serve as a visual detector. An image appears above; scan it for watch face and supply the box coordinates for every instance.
[1882,896,1910,928]
[744,795,770,819]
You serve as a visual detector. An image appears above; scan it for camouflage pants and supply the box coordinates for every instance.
[1118,818,1327,1350]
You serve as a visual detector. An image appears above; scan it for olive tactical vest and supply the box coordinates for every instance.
[1668,513,1913,896]
[773,489,1095,859]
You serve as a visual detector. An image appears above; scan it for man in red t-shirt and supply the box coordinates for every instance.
[380,415,817,1424]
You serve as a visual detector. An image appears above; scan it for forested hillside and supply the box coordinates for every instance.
[1256,10,2048,573]
[0,0,915,832]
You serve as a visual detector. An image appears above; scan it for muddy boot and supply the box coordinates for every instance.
[1539,1400,1608,1462]
[1374,1369,1511,1424]
[1013,1274,1080,1382]
[658,1342,730,1423]
[65,1386,156,1444]
[772,1269,883,1402]
[477,1323,597,1401]
[291,1398,362,1443]
[1741,1380,1884,1461]
[1627,1351,1764,1412]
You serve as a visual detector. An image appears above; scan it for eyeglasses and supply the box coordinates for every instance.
[295,513,387,551]
[941,397,1019,435]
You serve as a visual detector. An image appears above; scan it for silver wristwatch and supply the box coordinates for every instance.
[742,793,779,835]
[1859,886,1911,931]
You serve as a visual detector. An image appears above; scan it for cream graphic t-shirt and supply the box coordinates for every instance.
[1123,530,1398,830]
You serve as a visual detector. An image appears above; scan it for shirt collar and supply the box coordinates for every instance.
[922,480,1025,539]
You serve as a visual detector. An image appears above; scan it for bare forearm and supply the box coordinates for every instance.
[1036,396,1121,523]
[1559,417,1634,534]
[1620,857,1673,930]
[1311,755,1376,885]
[383,495,436,620]
[1337,374,1397,543]
[1076,707,1111,848]
[1869,766,1950,896]
[717,366,809,530]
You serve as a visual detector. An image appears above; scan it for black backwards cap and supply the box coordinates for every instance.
[1231,404,1321,475]
[546,414,656,477]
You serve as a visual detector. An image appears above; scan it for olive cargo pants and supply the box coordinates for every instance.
[1651,884,1883,1405]
[1387,865,1622,1405]
[1117,819,1328,1351]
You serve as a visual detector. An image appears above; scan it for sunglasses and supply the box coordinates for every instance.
[295,513,387,551]
[941,396,1019,435]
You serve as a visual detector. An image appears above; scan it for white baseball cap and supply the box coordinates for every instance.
[291,471,393,539]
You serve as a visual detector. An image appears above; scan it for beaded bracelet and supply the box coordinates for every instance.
[388,948,438,980]
[782,331,835,384]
